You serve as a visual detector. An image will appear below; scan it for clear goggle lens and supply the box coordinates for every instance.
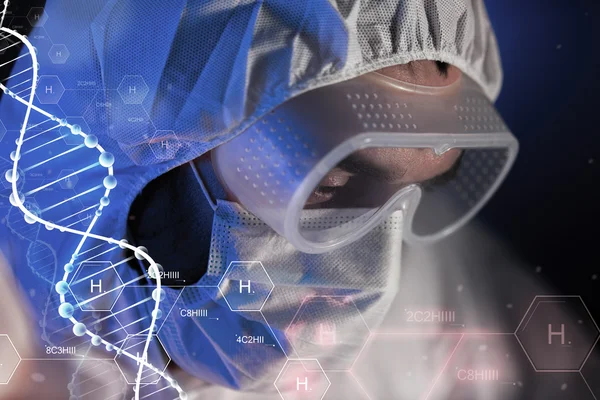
[213,71,518,253]
[298,146,510,244]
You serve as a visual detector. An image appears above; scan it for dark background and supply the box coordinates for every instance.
[4,0,598,314]
[483,0,599,313]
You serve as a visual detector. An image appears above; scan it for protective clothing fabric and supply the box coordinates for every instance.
[0,0,504,397]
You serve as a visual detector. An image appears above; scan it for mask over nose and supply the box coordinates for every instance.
[155,163,405,391]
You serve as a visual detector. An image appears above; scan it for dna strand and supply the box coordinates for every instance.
[0,21,187,400]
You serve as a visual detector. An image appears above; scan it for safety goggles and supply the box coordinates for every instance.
[212,71,518,254]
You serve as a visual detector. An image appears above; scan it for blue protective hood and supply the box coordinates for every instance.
[0,0,502,394]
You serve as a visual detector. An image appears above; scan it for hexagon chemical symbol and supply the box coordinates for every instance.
[57,169,79,189]
[117,75,149,104]
[218,261,274,312]
[58,116,89,145]
[274,359,330,400]
[26,7,49,27]
[149,130,182,160]
[0,335,21,384]
[285,296,371,370]
[35,75,65,104]
[515,295,600,372]
[48,44,70,64]
[114,335,171,385]
[69,261,124,312]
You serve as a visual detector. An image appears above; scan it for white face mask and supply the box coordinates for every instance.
[156,163,405,391]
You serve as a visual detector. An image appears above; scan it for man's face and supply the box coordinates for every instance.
[214,60,464,208]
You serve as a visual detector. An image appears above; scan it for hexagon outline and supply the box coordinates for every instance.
[48,44,70,64]
[0,334,22,385]
[68,261,124,312]
[217,261,275,312]
[285,295,372,371]
[514,295,600,372]
[117,75,150,105]
[26,7,48,27]
[35,75,65,104]
[274,358,331,400]
[149,130,182,160]
[113,334,171,385]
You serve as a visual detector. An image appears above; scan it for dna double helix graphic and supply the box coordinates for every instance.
[0,6,187,400]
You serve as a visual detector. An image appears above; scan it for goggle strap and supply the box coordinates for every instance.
[188,161,217,212]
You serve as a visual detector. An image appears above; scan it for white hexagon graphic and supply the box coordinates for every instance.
[274,359,330,400]
[515,295,600,372]
[114,335,171,385]
[217,261,274,312]
[48,44,70,64]
[69,261,124,312]
[117,75,149,104]
[35,76,65,104]
[27,7,49,27]
[148,130,182,160]
[0,335,22,384]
